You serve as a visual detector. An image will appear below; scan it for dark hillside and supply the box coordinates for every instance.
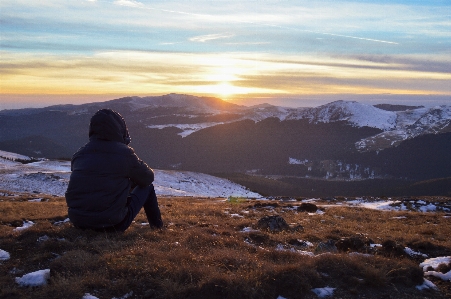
[177,119,381,174]
[355,132,451,180]
[0,135,73,160]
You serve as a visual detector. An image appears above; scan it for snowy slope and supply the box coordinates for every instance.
[280,100,451,152]
[287,100,397,130]
[356,105,451,151]
[153,170,260,198]
[0,150,32,162]
[0,152,261,198]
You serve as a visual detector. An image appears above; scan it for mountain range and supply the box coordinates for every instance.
[1,94,450,197]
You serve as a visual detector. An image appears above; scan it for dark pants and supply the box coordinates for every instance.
[112,184,163,231]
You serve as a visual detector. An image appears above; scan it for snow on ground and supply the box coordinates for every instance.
[0,151,261,198]
[313,197,449,213]
[311,286,336,298]
[416,279,439,290]
[13,221,35,232]
[0,158,71,196]
[418,256,451,288]
[153,169,260,198]
[0,249,10,261]
[15,269,50,287]
[147,122,225,137]
[0,150,32,161]
[420,257,451,272]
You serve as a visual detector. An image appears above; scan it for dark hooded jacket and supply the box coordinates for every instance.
[65,109,154,229]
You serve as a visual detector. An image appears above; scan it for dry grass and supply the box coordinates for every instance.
[1,194,450,299]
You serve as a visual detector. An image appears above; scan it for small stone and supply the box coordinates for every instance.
[257,215,289,232]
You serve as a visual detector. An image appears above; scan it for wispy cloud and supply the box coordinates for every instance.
[1,50,449,97]
[0,0,450,106]
[114,0,144,8]
[189,33,234,43]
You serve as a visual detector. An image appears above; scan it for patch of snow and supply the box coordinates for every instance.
[298,250,315,257]
[53,218,70,225]
[302,198,319,203]
[419,203,437,212]
[289,158,308,165]
[15,269,50,287]
[0,150,31,161]
[241,227,259,233]
[28,198,43,202]
[404,247,428,258]
[230,213,244,218]
[0,249,10,261]
[308,210,325,215]
[37,235,50,243]
[420,256,451,271]
[14,220,35,232]
[425,270,451,282]
[153,169,261,198]
[416,278,438,290]
[311,286,336,298]
[82,294,100,299]
[112,291,133,299]
[147,122,224,137]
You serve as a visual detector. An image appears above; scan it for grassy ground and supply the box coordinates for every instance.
[0,193,450,299]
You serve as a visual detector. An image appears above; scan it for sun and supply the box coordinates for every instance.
[216,82,235,99]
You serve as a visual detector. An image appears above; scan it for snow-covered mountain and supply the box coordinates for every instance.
[276,100,451,152]
[1,94,450,185]
[355,105,451,152]
[132,98,451,151]
[286,100,397,130]
[2,95,449,152]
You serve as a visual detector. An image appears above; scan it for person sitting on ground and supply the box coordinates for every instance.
[65,108,163,231]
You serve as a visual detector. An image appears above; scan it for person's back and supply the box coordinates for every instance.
[65,109,162,231]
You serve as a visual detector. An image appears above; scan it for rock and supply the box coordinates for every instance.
[290,224,304,232]
[297,203,318,212]
[315,240,338,253]
[288,239,311,249]
[257,215,289,232]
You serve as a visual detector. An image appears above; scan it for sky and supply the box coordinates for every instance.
[0,0,450,110]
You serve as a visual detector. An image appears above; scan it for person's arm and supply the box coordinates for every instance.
[128,150,154,187]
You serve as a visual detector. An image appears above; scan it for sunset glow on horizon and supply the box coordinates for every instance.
[1,0,450,109]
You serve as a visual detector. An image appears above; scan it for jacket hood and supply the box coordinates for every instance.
[89,109,131,144]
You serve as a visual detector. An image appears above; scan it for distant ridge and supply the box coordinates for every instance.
[0,93,450,197]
